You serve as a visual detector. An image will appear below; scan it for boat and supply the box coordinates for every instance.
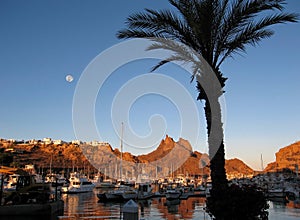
[120,188,138,200]
[96,179,116,188]
[97,189,121,201]
[266,188,286,198]
[97,123,138,201]
[285,182,300,201]
[61,172,95,193]
[137,183,153,200]
[0,171,64,218]
[97,183,125,201]
[45,173,67,188]
[3,174,19,191]
[205,182,212,197]
[100,189,122,201]
[165,188,183,200]
[97,185,137,201]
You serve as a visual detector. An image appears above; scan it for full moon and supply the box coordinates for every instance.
[66,74,74,82]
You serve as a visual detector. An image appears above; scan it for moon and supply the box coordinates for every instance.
[66,74,74,82]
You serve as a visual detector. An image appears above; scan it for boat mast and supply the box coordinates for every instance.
[261,154,264,171]
[50,154,52,174]
[120,122,124,182]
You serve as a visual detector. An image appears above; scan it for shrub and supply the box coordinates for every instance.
[206,184,269,220]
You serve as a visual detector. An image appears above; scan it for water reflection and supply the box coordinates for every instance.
[61,192,120,219]
[268,199,300,220]
[152,197,206,219]
[59,191,300,220]
[60,191,207,219]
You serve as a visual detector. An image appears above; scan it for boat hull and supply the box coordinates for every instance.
[61,185,94,194]
[267,190,286,198]
[121,191,138,200]
[97,192,121,201]
[166,192,181,200]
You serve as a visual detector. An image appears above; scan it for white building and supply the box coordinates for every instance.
[43,138,52,145]
[90,140,110,146]
[53,139,64,145]
[29,139,39,144]
[71,140,82,145]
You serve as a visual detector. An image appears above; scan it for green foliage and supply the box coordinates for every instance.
[206,184,269,220]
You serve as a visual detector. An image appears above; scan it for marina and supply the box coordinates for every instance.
[1,0,300,218]
[1,165,300,219]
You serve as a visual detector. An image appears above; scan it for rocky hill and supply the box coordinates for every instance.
[0,136,254,178]
[264,141,300,172]
[225,158,254,178]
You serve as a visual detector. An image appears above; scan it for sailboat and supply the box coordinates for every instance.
[61,172,95,193]
[97,123,137,201]
[95,168,116,188]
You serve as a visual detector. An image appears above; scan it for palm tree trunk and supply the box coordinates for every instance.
[197,80,227,191]
[200,82,227,191]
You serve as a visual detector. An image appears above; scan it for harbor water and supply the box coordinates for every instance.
[58,189,300,220]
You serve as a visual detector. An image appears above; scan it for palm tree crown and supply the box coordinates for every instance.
[117,0,297,86]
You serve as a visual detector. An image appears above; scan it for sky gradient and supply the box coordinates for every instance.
[1,0,300,171]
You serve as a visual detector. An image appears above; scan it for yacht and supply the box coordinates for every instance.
[46,173,67,187]
[61,172,95,193]
[4,174,19,191]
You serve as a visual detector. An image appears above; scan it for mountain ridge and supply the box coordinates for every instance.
[0,136,254,178]
[3,137,300,177]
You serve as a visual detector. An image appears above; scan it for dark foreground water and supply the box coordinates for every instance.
[57,190,300,220]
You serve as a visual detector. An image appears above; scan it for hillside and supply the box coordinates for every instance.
[225,158,254,178]
[264,141,300,173]
[0,136,254,178]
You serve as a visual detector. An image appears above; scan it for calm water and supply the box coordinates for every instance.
[58,189,300,220]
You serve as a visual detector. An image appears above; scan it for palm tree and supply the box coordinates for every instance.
[117,0,298,216]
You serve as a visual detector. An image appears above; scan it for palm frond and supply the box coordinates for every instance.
[211,0,298,67]
[217,11,298,67]
[117,0,298,85]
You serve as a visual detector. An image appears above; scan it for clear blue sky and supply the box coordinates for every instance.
[0,0,299,170]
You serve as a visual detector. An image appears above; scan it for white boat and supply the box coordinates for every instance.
[4,174,19,191]
[46,173,67,187]
[61,172,95,193]
[97,123,137,201]
[92,169,117,188]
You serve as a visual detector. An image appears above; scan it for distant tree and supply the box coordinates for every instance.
[0,153,13,166]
